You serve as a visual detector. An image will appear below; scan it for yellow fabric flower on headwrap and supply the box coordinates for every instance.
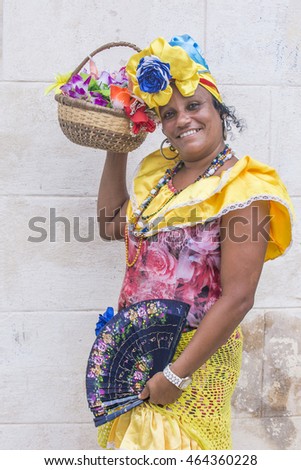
[126,34,222,110]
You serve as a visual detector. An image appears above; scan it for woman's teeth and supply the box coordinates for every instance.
[178,128,201,138]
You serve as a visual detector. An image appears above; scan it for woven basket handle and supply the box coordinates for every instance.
[71,41,141,77]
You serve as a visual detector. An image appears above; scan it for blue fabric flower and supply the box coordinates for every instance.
[169,34,210,71]
[95,307,114,336]
[136,55,172,93]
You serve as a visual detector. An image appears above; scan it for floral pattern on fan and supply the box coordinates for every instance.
[130,354,154,393]
[87,301,169,388]
[86,298,190,426]
[87,353,154,396]
[124,301,167,326]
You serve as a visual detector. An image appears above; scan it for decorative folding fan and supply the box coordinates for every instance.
[86,298,190,427]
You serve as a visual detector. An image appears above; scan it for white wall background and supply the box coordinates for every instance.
[0,0,300,450]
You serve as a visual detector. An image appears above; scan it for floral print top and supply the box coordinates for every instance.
[118,219,222,329]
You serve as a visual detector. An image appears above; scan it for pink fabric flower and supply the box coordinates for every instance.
[143,243,176,284]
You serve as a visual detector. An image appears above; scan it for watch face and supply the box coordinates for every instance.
[180,378,192,390]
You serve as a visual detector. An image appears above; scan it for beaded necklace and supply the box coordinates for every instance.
[125,144,234,267]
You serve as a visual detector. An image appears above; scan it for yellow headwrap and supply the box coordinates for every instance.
[126,35,222,112]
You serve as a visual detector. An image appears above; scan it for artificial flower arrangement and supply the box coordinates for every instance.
[45,57,158,137]
[47,36,220,152]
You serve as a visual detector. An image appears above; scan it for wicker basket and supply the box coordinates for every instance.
[55,42,147,153]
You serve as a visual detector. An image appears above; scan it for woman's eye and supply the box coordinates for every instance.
[187,102,200,110]
[162,111,175,120]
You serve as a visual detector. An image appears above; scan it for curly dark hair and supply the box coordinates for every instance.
[212,98,246,136]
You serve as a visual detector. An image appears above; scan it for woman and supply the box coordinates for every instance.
[96,35,293,449]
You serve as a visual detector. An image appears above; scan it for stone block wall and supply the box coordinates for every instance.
[0,0,300,449]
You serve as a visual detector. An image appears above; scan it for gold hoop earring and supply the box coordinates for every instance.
[160,138,179,160]
[222,120,228,141]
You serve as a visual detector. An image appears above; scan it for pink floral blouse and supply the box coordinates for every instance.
[118,220,222,328]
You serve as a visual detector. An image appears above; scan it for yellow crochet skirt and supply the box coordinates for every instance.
[97,327,243,450]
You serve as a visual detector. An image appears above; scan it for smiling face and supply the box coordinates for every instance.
[159,84,224,163]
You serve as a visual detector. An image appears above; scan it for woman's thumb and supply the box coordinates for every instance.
[138,384,150,400]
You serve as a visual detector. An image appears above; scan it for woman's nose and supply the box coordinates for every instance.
[176,110,191,128]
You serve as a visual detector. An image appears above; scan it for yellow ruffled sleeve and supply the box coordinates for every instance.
[127,151,294,262]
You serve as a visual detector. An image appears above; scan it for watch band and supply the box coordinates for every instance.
[163,363,192,390]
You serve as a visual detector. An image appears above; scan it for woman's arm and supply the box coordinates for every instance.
[139,200,270,405]
[97,151,129,240]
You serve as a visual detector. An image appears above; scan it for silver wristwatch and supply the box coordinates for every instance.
[163,363,192,390]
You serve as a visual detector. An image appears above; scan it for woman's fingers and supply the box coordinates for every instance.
[138,373,182,405]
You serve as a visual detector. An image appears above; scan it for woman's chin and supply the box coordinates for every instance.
[178,144,208,161]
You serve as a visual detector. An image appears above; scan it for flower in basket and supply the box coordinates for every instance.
[45,58,158,136]
[44,72,73,95]
[110,84,132,109]
[110,85,157,135]
[124,101,156,134]
[60,74,109,107]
